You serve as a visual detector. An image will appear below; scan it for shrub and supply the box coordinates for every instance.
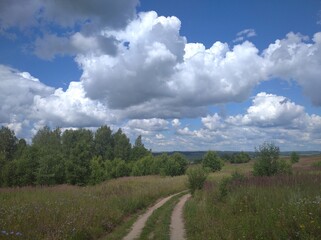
[253,142,292,176]
[230,152,251,164]
[186,166,209,194]
[290,151,300,163]
[202,151,223,172]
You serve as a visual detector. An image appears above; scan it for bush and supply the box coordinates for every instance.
[230,152,251,164]
[218,171,246,200]
[186,166,209,194]
[202,151,223,172]
[290,151,300,163]
[253,142,292,176]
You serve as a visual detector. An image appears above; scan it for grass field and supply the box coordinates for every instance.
[0,175,187,240]
[185,155,321,240]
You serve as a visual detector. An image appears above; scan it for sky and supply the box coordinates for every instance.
[1,0,321,152]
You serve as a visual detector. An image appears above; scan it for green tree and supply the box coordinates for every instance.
[2,160,18,187]
[112,158,130,178]
[202,151,223,172]
[171,153,188,175]
[290,151,300,163]
[253,142,291,176]
[94,125,114,160]
[15,146,39,186]
[161,157,180,176]
[89,156,105,184]
[131,135,149,161]
[0,126,17,161]
[231,152,251,163]
[32,127,64,185]
[113,129,131,161]
[63,129,94,185]
[131,154,154,176]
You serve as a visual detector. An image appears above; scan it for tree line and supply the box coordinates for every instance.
[0,126,188,187]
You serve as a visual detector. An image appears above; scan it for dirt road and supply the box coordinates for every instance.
[170,193,191,240]
[123,192,183,240]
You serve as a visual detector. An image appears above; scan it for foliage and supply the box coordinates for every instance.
[113,129,131,162]
[230,152,251,164]
[63,129,94,185]
[202,151,223,172]
[0,125,188,187]
[89,156,105,185]
[94,125,114,160]
[186,166,209,194]
[253,142,292,176]
[131,135,150,161]
[290,151,300,163]
[0,126,17,161]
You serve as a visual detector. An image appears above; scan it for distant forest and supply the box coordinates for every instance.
[0,126,188,187]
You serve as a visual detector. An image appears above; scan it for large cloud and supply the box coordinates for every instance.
[79,11,268,118]
[0,65,115,138]
[172,92,321,151]
[0,0,139,58]
[226,92,305,128]
[264,32,321,106]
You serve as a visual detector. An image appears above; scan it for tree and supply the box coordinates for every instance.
[161,157,181,176]
[15,146,39,186]
[171,153,188,175]
[253,142,291,176]
[0,126,17,161]
[131,135,149,161]
[202,151,223,172]
[89,156,105,184]
[290,151,300,163]
[113,129,131,161]
[63,129,94,185]
[32,127,64,185]
[94,125,114,160]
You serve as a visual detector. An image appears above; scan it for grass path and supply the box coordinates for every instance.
[123,191,186,240]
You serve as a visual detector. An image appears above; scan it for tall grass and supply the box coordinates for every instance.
[185,173,321,239]
[0,176,186,240]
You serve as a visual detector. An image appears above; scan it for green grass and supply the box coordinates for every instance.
[139,192,186,240]
[184,157,321,240]
[312,160,321,168]
[0,175,187,240]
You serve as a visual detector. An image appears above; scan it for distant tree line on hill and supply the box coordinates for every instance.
[0,126,188,187]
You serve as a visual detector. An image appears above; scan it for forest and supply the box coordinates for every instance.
[0,126,188,187]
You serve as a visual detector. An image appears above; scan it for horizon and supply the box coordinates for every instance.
[1,0,321,151]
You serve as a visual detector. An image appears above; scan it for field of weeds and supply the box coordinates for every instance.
[185,155,321,240]
[0,175,186,240]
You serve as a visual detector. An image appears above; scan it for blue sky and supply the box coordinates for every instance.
[1,0,321,151]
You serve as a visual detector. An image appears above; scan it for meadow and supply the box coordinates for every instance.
[0,175,186,240]
[184,155,321,240]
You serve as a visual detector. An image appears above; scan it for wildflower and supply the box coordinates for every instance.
[1,230,7,235]
[16,232,22,236]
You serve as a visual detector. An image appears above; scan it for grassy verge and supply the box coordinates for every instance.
[139,192,186,240]
[0,175,187,240]
[185,157,321,240]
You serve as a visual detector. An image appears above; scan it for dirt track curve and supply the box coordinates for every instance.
[123,192,185,240]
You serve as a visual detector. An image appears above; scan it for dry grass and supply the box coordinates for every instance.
[185,155,321,240]
[0,175,187,240]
